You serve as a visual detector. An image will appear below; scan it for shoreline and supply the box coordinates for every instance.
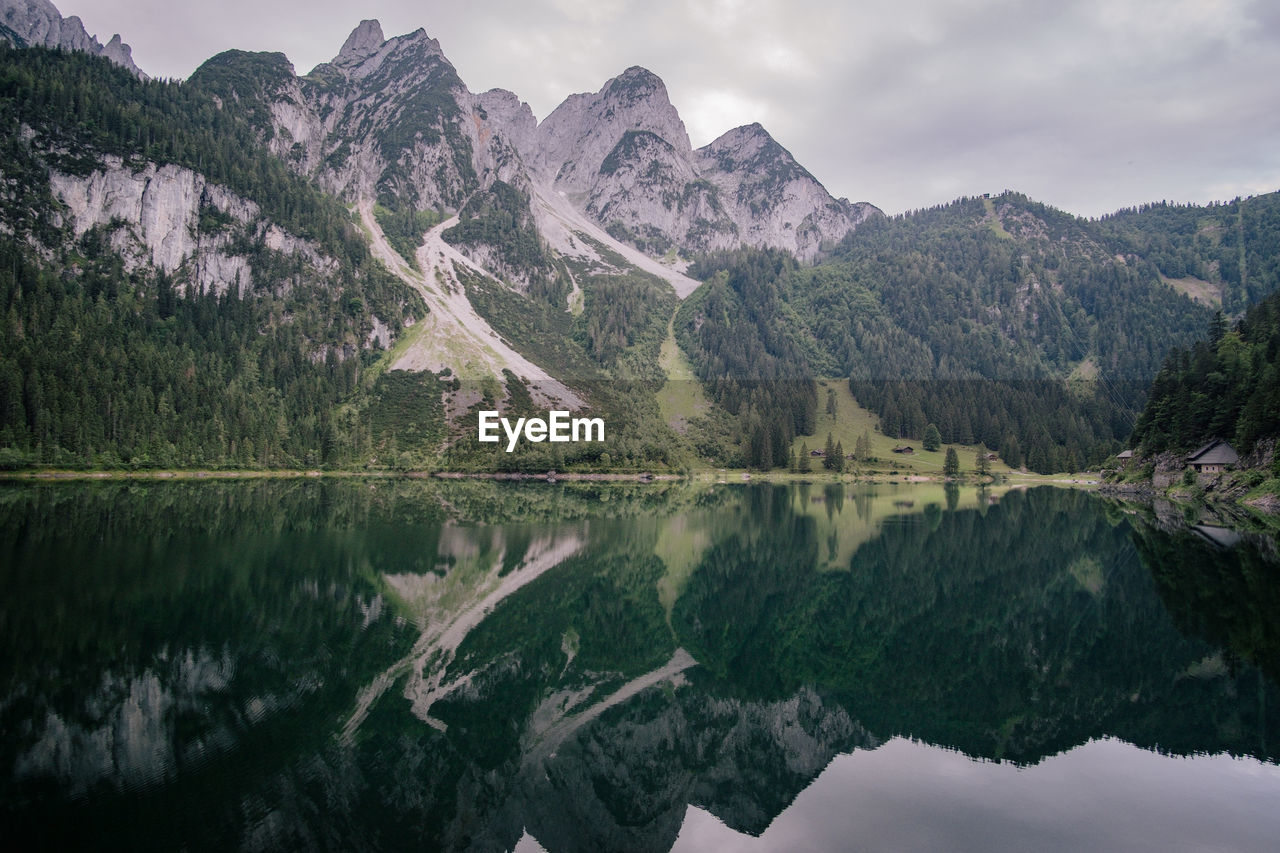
[0,468,687,483]
[0,467,1065,487]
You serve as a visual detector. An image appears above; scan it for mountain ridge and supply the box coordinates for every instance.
[0,0,144,78]
[186,18,880,275]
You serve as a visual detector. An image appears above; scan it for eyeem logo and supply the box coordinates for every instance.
[478,411,605,452]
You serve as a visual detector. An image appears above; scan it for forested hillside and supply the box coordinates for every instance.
[678,194,1224,472]
[675,250,817,469]
[1097,194,1280,313]
[0,45,416,468]
[1130,291,1280,454]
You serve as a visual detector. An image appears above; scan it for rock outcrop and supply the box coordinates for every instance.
[0,0,146,78]
[697,123,880,261]
[531,67,878,261]
[532,67,693,191]
[50,157,327,296]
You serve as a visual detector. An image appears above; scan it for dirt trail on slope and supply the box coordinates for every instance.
[358,200,582,409]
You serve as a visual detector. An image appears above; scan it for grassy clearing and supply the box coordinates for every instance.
[790,379,1018,475]
[655,316,711,433]
[1161,274,1222,309]
[1068,358,1099,381]
[983,196,1012,239]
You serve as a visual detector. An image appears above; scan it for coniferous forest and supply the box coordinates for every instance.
[674,193,1248,472]
[1130,291,1280,454]
[0,45,416,469]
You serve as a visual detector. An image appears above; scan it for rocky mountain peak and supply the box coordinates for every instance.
[476,88,537,157]
[700,123,806,180]
[602,66,666,103]
[335,18,384,64]
[1,0,146,78]
[325,20,447,83]
[99,33,138,71]
[534,65,691,193]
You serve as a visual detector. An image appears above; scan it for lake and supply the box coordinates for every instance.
[2,480,1278,851]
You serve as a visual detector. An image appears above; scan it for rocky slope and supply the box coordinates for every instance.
[0,0,145,78]
[697,123,879,261]
[193,20,878,288]
[530,66,878,261]
[49,156,327,296]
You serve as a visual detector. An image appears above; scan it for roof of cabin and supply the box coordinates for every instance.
[1187,439,1239,466]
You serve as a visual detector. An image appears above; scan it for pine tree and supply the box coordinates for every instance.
[799,441,812,473]
[923,423,942,452]
[944,446,960,478]
[1209,310,1227,345]
[976,444,991,477]
[823,432,836,470]
[833,441,845,473]
[856,429,871,462]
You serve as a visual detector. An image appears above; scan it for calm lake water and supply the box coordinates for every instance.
[2,480,1278,851]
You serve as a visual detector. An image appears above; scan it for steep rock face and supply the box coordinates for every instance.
[473,88,537,186]
[0,0,146,78]
[697,123,879,261]
[50,157,326,296]
[192,22,544,286]
[586,129,737,255]
[533,66,693,193]
[535,68,877,262]
[301,24,481,210]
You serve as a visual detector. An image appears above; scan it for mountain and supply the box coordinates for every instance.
[0,0,144,78]
[675,194,1224,470]
[190,23,878,277]
[0,4,1277,474]
[530,66,876,261]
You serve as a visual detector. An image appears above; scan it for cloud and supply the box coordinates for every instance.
[57,0,1280,216]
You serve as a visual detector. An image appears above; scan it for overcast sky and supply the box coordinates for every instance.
[58,0,1280,217]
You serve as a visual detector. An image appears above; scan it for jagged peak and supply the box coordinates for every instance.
[335,19,384,64]
[617,65,661,83]
[478,87,523,105]
[1,0,147,78]
[699,123,805,178]
[328,20,448,79]
[391,27,445,58]
[704,123,781,152]
[603,65,668,103]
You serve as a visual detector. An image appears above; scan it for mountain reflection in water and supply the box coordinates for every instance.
[1,480,1277,851]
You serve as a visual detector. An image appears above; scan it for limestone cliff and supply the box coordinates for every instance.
[697,123,880,261]
[50,157,330,297]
